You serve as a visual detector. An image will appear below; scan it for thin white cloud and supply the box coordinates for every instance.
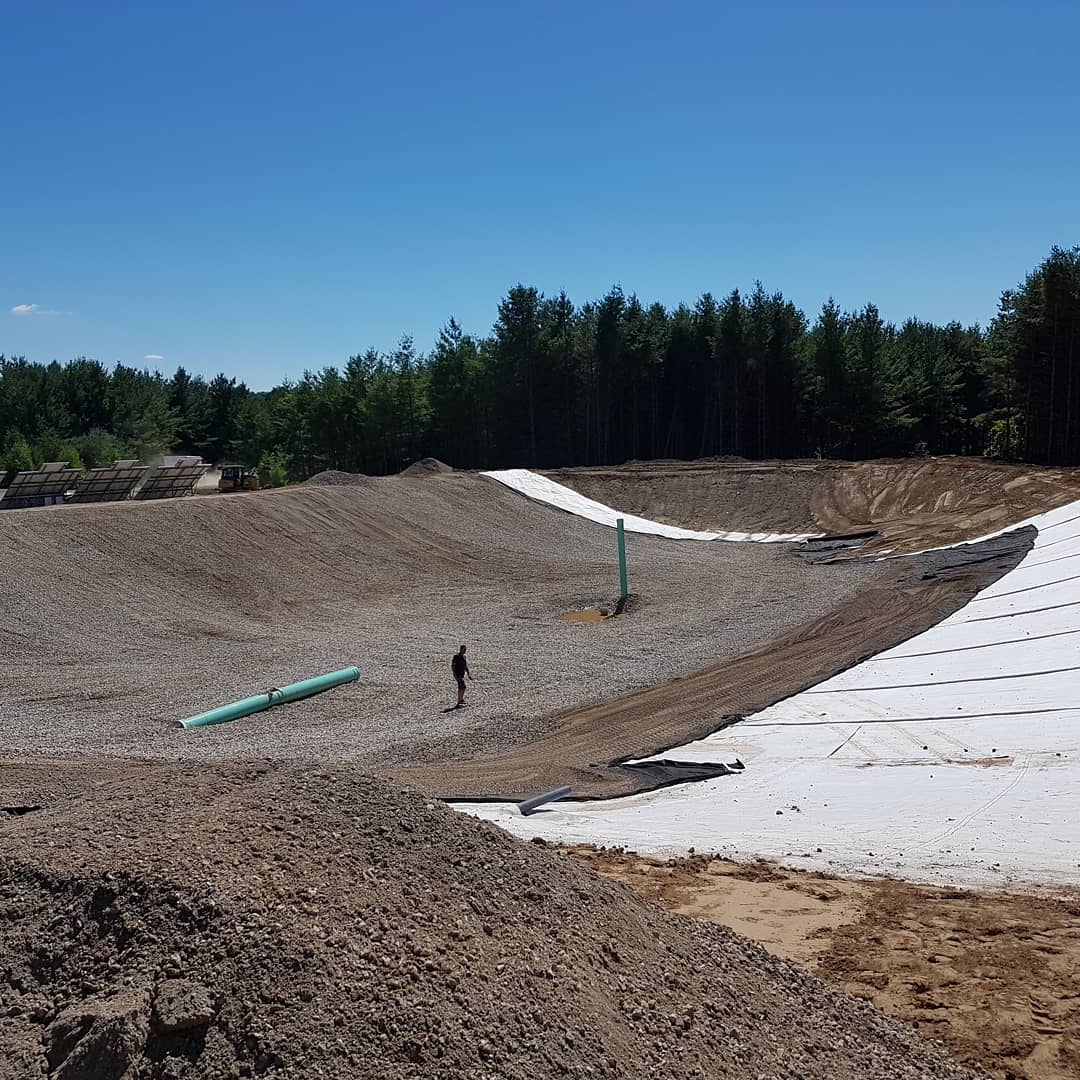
[10,303,66,317]
[144,354,165,361]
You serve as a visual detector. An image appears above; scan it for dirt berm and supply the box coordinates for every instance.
[546,457,1080,553]
[0,762,979,1080]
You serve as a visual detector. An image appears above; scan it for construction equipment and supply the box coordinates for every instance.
[217,464,259,493]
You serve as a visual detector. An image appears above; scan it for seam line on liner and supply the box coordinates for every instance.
[1015,511,1080,536]
[1027,512,1080,535]
[1008,549,1080,571]
[872,626,1080,660]
[747,706,1080,728]
[826,725,862,757]
[968,571,1080,602]
[1023,530,1080,554]
[805,664,1080,693]
[902,602,1080,631]
[958,598,1080,624]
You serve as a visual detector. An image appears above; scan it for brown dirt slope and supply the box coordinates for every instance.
[545,457,1080,553]
[0,761,980,1080]
[397,529,1032,799]
[572,849,1080,1080]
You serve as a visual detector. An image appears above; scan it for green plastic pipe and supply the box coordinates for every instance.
[176,666,360,729]
[617,517,628,600]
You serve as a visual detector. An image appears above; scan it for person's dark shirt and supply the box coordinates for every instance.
[451,653,467,679]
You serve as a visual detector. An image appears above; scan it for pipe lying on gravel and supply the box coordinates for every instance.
[176,666,361,729]
[517,785,572,816]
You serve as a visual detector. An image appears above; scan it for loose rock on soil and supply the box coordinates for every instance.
[0,762,980,1080]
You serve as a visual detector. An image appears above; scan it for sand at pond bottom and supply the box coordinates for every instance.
[569,847,1080,1080]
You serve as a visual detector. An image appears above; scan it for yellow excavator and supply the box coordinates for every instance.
[217,464,259,493]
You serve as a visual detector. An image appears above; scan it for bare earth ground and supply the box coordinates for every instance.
[0,473,884,783]
[0,762,980,1080]
[2,457,1078,1078]
[545,457,1080,554]
[0,469,1029,799]
[570,848,1080,1080]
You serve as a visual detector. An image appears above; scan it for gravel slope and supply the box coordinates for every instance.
[0,473,882,767]
[396,529,1032,799]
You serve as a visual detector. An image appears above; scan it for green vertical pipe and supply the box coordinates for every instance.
[177,666,360,729]
[617,517,628,599]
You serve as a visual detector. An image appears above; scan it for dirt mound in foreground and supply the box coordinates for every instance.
[0,762,975,1080]
[400,457,453,476]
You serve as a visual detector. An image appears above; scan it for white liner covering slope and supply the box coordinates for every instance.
[462,499,1080,889]
[482,469,818,543]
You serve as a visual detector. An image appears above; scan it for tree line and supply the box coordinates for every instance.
[3,246,1078,484]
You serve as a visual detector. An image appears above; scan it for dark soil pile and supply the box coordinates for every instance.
[302,470,373,486]
[0,762,978,1080]
[400,458,453,476]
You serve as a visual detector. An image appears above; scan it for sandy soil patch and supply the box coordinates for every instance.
[570,847,1080,1080]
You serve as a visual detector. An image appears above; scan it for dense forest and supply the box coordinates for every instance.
[3,246,1079,484]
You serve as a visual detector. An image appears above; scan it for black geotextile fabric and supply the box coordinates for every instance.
[914,526,1036,576]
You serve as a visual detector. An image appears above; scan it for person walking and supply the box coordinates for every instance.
[451,644,471,708]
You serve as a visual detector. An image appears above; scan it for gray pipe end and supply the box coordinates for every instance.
[517,785,573,816]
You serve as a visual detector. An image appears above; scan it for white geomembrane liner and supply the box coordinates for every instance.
[481,469,819,543]
[460,496,1080,889]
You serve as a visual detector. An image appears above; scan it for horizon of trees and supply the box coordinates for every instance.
[3,245,1079,485]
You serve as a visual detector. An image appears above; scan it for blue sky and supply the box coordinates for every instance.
[3,1,1078,389]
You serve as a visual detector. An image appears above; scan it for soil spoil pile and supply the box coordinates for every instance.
[0,763,976,1080]
[400,458,453,476]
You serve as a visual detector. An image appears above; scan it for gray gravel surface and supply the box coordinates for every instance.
[0,473,885,766]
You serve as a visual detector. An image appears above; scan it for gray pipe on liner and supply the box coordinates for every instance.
[517,785,572,816]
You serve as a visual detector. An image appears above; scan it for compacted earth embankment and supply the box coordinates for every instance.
[546,456,1080,554]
